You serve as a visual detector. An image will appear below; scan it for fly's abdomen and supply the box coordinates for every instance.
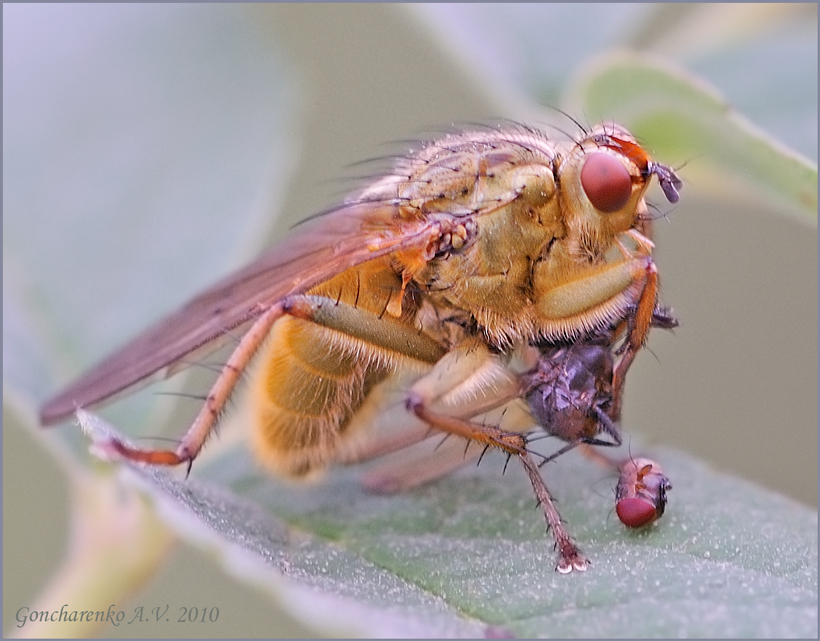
[251,314,391,476]
[250,262,405,476]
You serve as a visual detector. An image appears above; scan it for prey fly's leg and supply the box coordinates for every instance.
[577,442,623,472]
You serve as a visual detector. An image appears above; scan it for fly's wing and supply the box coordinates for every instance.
[40,199,442,425]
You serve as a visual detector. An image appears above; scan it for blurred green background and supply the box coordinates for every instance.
[4,4,816,637]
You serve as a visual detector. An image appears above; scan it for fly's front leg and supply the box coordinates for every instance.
[610,259,658,419]
[532,241,653,343]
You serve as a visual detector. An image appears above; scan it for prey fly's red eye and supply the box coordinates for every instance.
[581,152,633,213]
[615,458,671,528]
[616,497,660,528]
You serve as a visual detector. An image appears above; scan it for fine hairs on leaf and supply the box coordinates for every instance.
[78,411,817,638]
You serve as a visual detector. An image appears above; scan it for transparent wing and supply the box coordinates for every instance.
[40,200,442,424]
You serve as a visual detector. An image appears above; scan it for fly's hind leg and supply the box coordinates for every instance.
[95,302,290,469]
[94,292,448,472]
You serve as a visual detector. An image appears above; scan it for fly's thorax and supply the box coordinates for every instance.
[420,203,559,298]
[413,207,559,346]
[397,129,559,220]
[393,130,565,346]
[308,258,420,322]
[393,126,661,347]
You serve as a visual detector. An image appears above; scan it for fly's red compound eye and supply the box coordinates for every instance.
[616,497,659,528]
[581,152,633,213]
[615,458,671,528]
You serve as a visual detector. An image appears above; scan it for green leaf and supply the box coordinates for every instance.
[563,52,817,225]
[80,412,817,638]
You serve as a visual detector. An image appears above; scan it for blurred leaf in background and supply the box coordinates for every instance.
[4,3,310,637]
[4,3,816,638]
[417,3,817,220]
